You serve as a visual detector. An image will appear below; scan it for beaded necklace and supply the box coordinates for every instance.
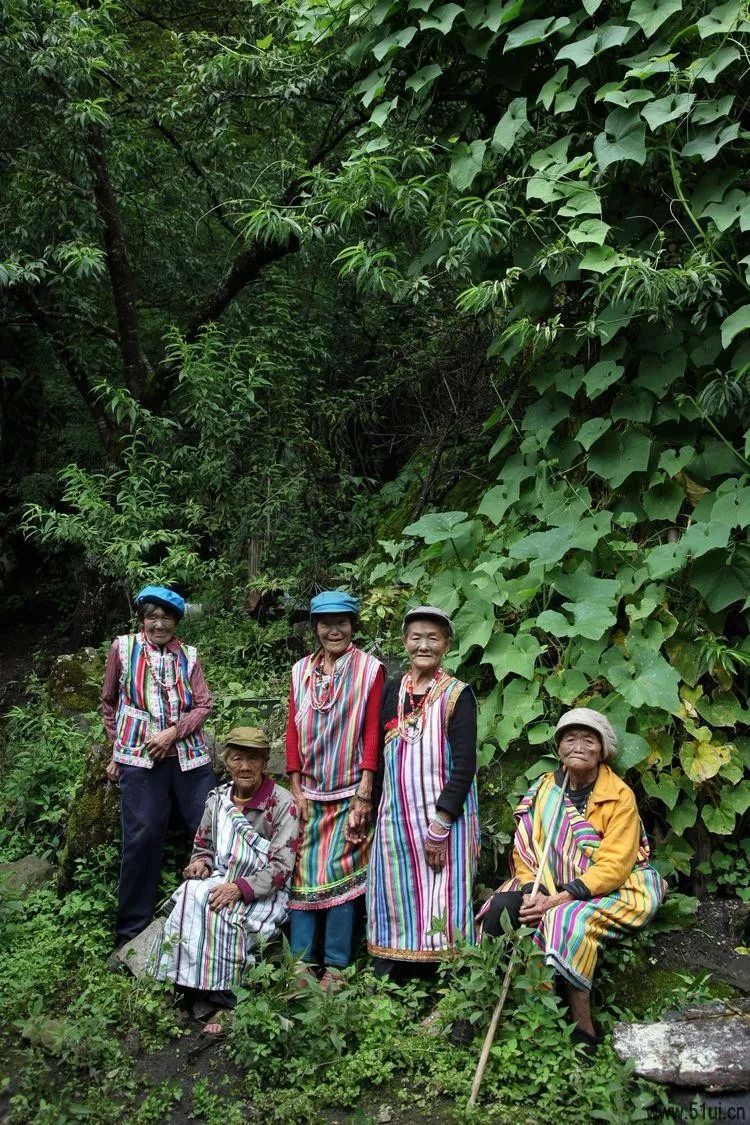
[308,645,354,713]
[139,632,178,692]
[396,668,444,742]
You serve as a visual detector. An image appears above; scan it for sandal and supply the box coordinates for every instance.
[319,968,345,994]
[201,1010,228,1037]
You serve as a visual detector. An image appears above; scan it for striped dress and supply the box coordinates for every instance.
[486,773,666,990]
[150,784,294,991]
[289,646,383,910]
[367,674,480,961]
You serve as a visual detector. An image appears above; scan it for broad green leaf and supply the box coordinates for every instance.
[594,108,647,170]
[448,140,487,191]
[692,95,734,125]
[558,188,602,217]
[602,643,681,712]
[579,245,622,273]
[644,540,688,579]
[681,123,740,161]
[481,631,544,681]
[627,0,682,37]
[538,599,617,640]
[521,392,569,443]
[419,3,463,33]
[465,0,525,32]
[623,49,677,80]
[636,347,687,393]
[554,77,591,116]
[680,520,731,558]
[721,305,750,349]
[690,545,750,611]
[508,511,613,564]
[576,417,612,450]
[589,430,652,487]
[544,668,589,704]
[554,569,620,607]
[527,723,555,745]
[568,219,610,246]
[538,67,568,111]
[477,480,522,525]
[617,732,652,771]
[373,26,418,60]
[454,595,495,657]
[491,98,530,154]
[665,634,702,685]
[355,67,390,107]
[702,190,750,233]
[701,802,735,835]
[403,510,470,542]
[697,0,741,38]
[723,779,750,815]
[642,771,680,809]
[611,388,654,423]
[504,16,570,52]
[641,92,694,131]
[669,798,698,833]
[556,33,598,66]
[495,678,543,748]
[370,97,399,126]
[405,63,443,93]
[696,691,749,728]
[643,480,683,521]
[596,84,655,108]
[584,359,625,398]
[428,569,466,616]
[685,45,740,83]
[711,485,750,529]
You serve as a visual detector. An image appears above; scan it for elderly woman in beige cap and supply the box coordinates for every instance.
[481,708,665,1050]
[150,726,299,1034]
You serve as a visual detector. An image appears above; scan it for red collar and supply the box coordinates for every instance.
[232,775,274,811]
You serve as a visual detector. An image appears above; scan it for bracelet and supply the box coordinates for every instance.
[433,813,452,831]
[353,792,372,804]
[426,825,450,844]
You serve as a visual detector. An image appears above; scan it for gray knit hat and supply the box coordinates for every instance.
[555,707,618,762]
[402,605,454,639]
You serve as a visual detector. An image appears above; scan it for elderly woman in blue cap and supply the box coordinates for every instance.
[102,585,216,950]
[285,590,384,989]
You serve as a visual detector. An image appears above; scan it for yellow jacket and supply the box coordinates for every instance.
[511,764,642,898]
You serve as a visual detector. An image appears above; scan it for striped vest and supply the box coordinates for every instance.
[113,633,210,772]
[292,646,381,799]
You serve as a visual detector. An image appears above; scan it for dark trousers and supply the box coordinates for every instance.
[481,891,524,937]
[116,759,216,944]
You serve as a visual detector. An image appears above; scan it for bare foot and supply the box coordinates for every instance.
[201,1011,225,1036]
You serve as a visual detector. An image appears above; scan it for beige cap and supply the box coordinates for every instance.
[555,708,618,762]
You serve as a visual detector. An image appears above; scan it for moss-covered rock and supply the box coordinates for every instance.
[47,648,104,719]
[58,740,119,891]
[476,748,536,889]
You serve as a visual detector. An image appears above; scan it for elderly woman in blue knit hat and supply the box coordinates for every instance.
[285,590,385,989]
[102,585,216,952]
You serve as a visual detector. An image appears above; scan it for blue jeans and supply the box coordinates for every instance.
[116,758,216,943]
[289,901,356,968]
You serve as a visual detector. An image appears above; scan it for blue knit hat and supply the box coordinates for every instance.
[135,585,186,619]
[310,590,360,617]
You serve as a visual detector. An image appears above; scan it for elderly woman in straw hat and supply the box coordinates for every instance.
[150,726,299,1034]
[367,605,480,977]
[480,707,666,1050]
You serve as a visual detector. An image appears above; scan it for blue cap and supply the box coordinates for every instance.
[135,585,186,619]
[310,590,360,617]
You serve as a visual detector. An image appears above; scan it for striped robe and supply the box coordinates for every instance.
[367,675,480,961]
[290,646,382,909]
[150,787,290,991]
[485,773,666,990]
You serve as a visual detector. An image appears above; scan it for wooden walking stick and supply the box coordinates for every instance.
[468,769,569,1109]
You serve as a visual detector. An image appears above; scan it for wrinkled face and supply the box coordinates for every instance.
[403,619,450,677]
[557,726,602,773]
[225,746,266,792]
[315,614,353,658]
[142,605,179,646]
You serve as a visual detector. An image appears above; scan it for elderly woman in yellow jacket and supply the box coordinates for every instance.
[480,708,665,1051]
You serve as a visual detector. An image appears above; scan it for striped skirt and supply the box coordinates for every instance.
[290,797,370,910]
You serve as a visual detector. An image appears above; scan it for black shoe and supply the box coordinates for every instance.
[571,1027,599,1056]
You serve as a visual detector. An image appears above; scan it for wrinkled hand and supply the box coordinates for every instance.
[345,797,371,845]
[424,821,449,872]
[145,726,177,760]
[291,788,309,823]
[105,757,120,782]
[183,858,212,880]
[519,889,571,926]
[208,882,242,912]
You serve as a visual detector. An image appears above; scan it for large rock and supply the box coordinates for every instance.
[613,1000,750,1091]
[47,648,105,724]
[0,855,54,896]
[58,741,119,891]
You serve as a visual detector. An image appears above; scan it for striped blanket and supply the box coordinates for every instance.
[367,676,480,961]
[494,774,665,990]
[150,790,288,991]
